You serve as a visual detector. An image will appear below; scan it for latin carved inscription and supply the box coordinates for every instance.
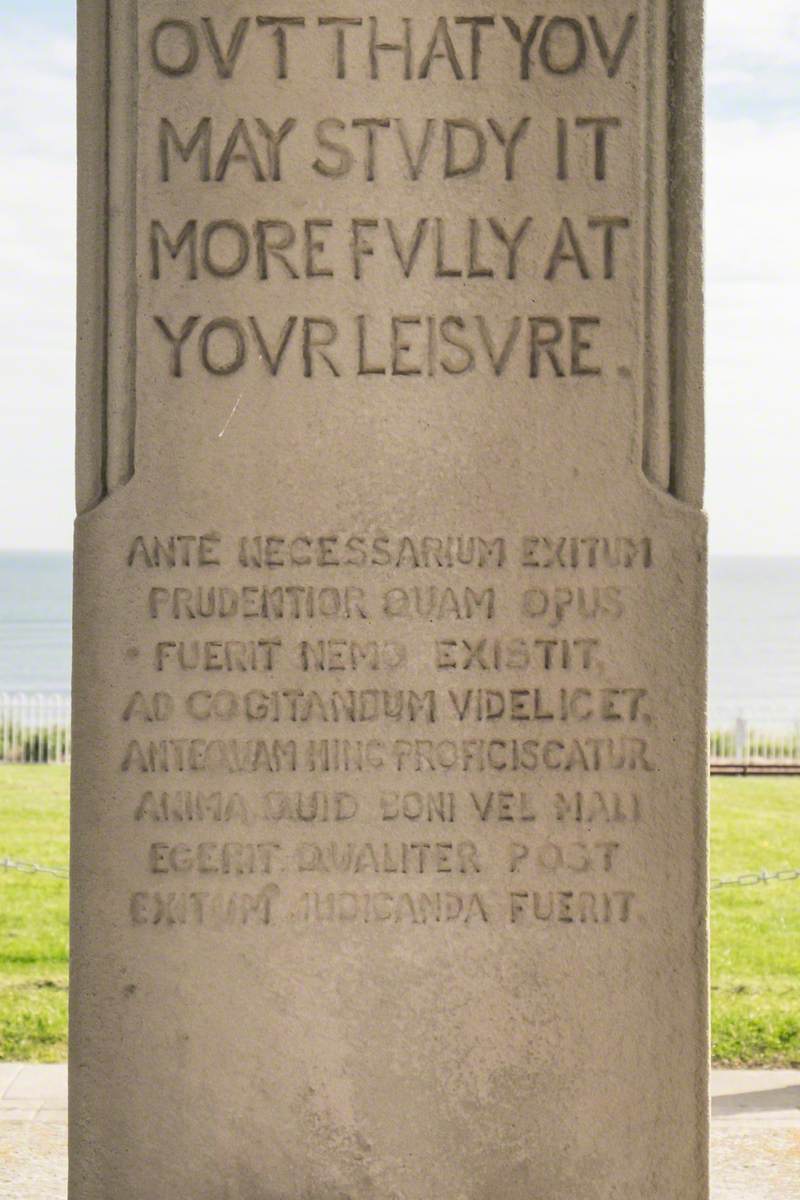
[119,531,652,930]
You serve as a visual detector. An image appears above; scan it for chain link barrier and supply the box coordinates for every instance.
[0,857,68,879]
[1,857,798,889]
[710,867,800,890]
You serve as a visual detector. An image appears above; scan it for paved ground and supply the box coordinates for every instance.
[710,1070,800,1199]
[0,1066,798,1198]
[0,1064,67,1200]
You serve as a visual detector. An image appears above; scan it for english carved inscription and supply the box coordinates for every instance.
[147,12,639,383]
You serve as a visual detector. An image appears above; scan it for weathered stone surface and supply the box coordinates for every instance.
[71,2,706,1197]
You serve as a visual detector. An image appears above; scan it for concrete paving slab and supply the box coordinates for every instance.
[0,1122,67,1200]
[0,1064,22,1093]
[35,1109,68,1126]
[711,1070,800,1124]
[0,1107,41,1123]
[3,1064,67,1105]
[711,1128,800,1200]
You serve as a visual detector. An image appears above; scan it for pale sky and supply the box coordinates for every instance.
[0,1,798,553]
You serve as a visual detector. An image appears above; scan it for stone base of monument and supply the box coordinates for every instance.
[5,1068,800,1200]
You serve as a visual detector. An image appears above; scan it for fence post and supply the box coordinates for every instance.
[734,717,747,762]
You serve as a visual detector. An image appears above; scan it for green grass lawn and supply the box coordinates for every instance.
[0,766,68,1061]
[710,777,800,1066]
[0,767,797,1063]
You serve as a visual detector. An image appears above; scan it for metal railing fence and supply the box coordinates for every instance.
[0,692,71,764]
[709,717,800,771]
[0,692,798,772]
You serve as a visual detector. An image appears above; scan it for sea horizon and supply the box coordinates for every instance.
[0,550,798,727]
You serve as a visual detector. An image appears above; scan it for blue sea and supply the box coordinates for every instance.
[0,553,72,695]
[0,552,797,727]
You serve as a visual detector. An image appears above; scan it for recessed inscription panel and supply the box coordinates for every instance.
[72,3,706,1198]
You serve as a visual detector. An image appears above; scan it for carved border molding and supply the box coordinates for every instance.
[76,1,703,512]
